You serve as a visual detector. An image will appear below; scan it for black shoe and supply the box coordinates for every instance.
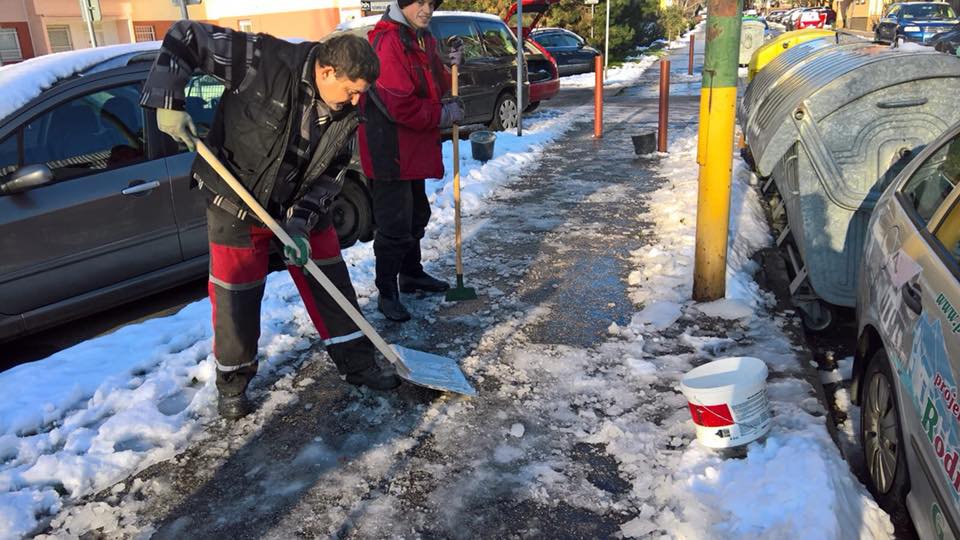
[399,272,450,293]
[217,392,253,420]
[378,294,412,322]
[345,364,402,390]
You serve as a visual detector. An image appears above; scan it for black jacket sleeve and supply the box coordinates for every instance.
[140,20,258,111]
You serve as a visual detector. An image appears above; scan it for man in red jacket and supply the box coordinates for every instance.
[358,0,464,322]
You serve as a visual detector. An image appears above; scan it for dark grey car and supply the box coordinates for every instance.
[337,11,530,131]
[529,28,599,77]
[0,48,373,342]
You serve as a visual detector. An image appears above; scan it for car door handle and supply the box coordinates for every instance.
[902,282,923,315]
[121,180,160,196]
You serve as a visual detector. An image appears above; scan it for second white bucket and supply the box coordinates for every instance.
[679,356,773,449]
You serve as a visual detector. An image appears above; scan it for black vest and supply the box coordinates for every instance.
[192,35,360,218]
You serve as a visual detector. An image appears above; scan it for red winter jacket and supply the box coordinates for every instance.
[358,16,450,181]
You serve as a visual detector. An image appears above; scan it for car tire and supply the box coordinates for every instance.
[331,177,372,249]
[524,101,540,113]
[490,92,519,131]
[860,349,911,523]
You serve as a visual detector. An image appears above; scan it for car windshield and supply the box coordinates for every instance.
[901,3,956,19]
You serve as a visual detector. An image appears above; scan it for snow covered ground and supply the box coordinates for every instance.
[1,52,892,538]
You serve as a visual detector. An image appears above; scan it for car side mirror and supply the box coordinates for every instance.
[0,164,54,195]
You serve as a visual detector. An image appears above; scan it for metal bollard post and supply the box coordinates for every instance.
[658,58,670,152]
[688,35,695,75]
[594,55,603,138]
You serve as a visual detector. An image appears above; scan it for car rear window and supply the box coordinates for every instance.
[476,20,517,58]
[432,19,484,60]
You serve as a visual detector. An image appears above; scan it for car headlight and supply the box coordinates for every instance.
[904,25,921,32]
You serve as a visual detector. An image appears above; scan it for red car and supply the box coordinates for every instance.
[796,7,836,29]
[505,0,560,111]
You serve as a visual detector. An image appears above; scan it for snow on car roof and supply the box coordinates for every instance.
[336,10,504,31]
[0,41,160,123]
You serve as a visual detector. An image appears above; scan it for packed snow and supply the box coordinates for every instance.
[0,49,893,539]
[0,42,160,122]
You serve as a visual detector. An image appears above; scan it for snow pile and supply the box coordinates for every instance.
[0,42,159,122]
[0,108,580,540]
[603,125,892,538]
[560,56,658,88]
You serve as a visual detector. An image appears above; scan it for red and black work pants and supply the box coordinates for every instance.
[206,204,374,396]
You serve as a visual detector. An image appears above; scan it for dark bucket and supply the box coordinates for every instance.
[632,131,658,155]
[470,130,497,162]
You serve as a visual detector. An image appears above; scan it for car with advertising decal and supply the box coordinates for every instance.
[853,119,960,539]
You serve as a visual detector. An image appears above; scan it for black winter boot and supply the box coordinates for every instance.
[217,392,253,420]
[346,363,402,390]
[399,272,450,293]
[378,292,412,322]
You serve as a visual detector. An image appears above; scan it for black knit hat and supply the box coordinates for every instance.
[396,0,443,10]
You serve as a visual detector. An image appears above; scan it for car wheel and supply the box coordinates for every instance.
[490,92,518,131]
[860,348,911,521]
[331,177,371,249]
[524,101,540,113]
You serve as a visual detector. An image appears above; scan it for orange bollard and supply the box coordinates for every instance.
[658,58,670,152]
[688,35,695,75]
[594,55,603,138]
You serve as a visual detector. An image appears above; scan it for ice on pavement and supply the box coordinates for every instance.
[0,57,893,539]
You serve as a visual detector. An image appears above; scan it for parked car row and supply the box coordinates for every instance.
[742,36,960,540]
[776,7,836,31]
[0,7,576,343]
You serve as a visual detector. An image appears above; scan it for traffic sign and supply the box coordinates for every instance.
[585,0,599,4]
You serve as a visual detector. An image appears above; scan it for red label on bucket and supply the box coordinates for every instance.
[688,402,734,427]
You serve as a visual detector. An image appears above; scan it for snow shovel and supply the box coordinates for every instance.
[195,141,476,396]
[445,63,477,302]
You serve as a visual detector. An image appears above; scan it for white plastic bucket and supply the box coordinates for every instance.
[679,356,773,449]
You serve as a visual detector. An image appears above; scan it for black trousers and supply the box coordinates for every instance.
[371,179,431,295]
[206,205,374,396]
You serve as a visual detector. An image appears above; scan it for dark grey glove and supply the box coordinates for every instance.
[439,98,465,128]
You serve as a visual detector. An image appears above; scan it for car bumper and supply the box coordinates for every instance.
[530,77,560,103]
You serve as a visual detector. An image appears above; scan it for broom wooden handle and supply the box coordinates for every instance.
[196,141,410,378]
[451,64,463,277]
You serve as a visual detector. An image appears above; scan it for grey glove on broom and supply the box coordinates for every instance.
[439,98,465,129]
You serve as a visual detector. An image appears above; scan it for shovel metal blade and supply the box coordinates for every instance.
[392,345,476,396]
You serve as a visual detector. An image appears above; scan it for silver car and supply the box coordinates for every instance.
[0,48,373,342]
[854,120,960,538]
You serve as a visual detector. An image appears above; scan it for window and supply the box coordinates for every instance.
[533,32,562,48]
[935,199,960,264]
[238,20,253,33]
[134,25,155,42]
[0,28,23,63]
[47,25,73,53]
[900,134,960,225]
[476,20,516,58]
[184,75,225,140]
[20,83,146,182]
[0,134,17,183]
[562,31,584,47]
[431,20,484,61]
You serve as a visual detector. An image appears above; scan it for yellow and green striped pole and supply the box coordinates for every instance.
[693,0,743,302]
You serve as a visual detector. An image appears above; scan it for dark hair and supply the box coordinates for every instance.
[316,33,379,83]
